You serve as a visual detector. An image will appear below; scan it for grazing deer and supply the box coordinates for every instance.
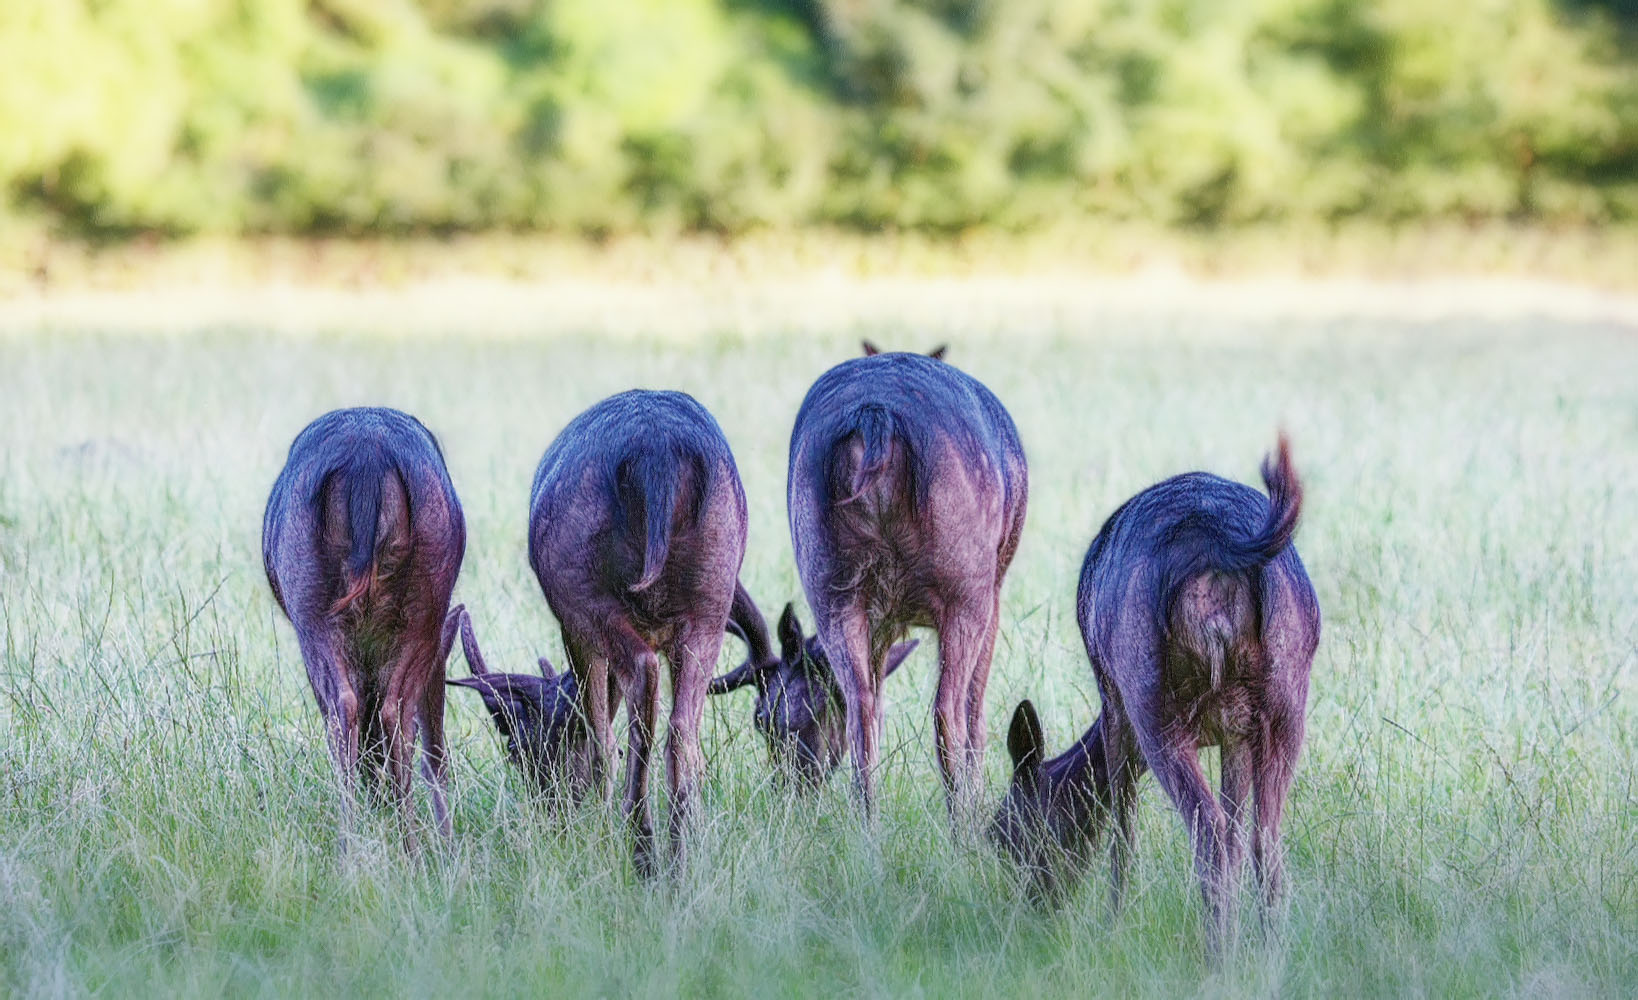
[444,605,583,797]
[709,589,918,789]
[990,435,1320,958]
[788,350,1028,827]
[262,407,465,852]
[451,585,781,796]
[522,389,746,877]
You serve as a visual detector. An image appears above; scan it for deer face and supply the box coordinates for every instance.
[445,607,583,794]
[712,602,917,789]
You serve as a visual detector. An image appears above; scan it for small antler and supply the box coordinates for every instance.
[728,582,776,668]
[458,607,491,676]
[439,604,464,666]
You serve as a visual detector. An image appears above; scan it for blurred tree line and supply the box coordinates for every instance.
[1,0,1634,237]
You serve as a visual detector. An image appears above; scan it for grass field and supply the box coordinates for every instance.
[1,282,1634,997]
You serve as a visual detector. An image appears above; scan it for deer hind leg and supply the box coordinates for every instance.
[418,679,452,843]
[818,604,878,820]
[1130,692,1233,960]
[1252,709,1304,928]
[600,623,659,879]
[1100,702,1143,915]
[959,590,1002,828]
[933,595,990,835]
[299,628,362,855]
[376,691,420,854]
[664,621,723,874]
[381,622,453,855]
[563,617,618,807]
[416,606,462,842]
[1217,736,1254,937]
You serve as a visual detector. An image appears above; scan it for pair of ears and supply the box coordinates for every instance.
[1008,699,1046,788]
[774,602,919,678]
[712,602,920,694]
[862,341,948,361]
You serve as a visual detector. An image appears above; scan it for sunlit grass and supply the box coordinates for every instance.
[1,297,1634,996]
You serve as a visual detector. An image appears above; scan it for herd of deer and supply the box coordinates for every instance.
[261,342,1320,956]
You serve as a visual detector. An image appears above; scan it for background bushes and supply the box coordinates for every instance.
[2,0,1634,237]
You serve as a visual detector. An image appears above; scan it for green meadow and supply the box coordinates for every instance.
[1,288,1634,996]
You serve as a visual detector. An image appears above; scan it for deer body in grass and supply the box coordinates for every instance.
[991,436,1320,957]
[787,350,1028,827]
[451,390,746,878]
[262,407,465,853]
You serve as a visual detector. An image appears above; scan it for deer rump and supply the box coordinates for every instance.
[261,407,465,850]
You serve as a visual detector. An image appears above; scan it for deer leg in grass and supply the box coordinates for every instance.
[613,629,660,880]
[416,608,461,842]
[664,624,719,872]
[823,608,879,820]
[377,690,418,855]
[1141,724,1233,960]
[418,679,452,842]
[300,631,361,853]
[570,623,618,806]
[1102,704,1142,914]
[960,591,1002,824]
[1253,711,1302,924]
[934,598,990,833]
[1219,737,1253,902]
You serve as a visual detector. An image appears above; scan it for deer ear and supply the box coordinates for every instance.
[883,639,919,677]
[927,344,947,361]
[1007,700,1045,783]
[537,656,558,681]
[777,602,803,658]
[447,675,505,716]
[862,340,881,356]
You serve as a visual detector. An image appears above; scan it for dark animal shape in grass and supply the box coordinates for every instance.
[445,605,582,796]
[451,590,781,798]
[709,592,918,789]
[787,350,1028,828]
[990,434,1320,959]
[262,406,465,853]
[524,389,748,877]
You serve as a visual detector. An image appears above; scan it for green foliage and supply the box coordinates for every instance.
[1,0,1635,235]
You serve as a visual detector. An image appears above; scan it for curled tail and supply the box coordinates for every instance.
[832,404,897,505]
[1158,433,1304,614]
[622,449,683,593]
[1230,432,1303,569]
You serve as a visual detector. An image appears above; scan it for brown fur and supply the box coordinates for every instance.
[789,353,1028,829]
[991,436,1320,958]
[526,390,747,877]
[262,408,465,854]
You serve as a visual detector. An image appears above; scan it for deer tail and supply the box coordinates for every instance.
[832,404,897,505]
[1235,432,1303,567]
[326,448,394,614]
[623,448,683,593]
[1156,433,1303,621]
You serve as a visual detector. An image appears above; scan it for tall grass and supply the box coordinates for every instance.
[1,300,1634,996]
